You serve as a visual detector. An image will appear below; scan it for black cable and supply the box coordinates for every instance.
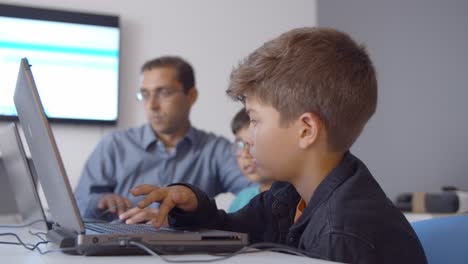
[247,242,310,257]
[28,230,47,242]
[0,232,75,255]
[0,219,46,228]
[130,241,237,263]
[1,230,311,260]
[128,240,311,263]
[37,246,80,255]
[0,241,22,246]
[0,233,49,251]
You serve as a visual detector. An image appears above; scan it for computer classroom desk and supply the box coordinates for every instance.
[0,226,339,264]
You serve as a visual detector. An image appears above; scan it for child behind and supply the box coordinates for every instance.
[228,108,272,212]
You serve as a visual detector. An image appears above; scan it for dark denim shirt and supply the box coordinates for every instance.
[74,124,250,219]
[169,152,427,263]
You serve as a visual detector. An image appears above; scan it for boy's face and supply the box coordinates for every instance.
[235,127,261,182]
[245,97,303,182]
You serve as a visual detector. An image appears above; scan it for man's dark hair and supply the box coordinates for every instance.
[141,56,195,93]
[231,108,250,135]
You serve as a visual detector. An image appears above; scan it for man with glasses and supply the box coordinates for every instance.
[74,56,250,223]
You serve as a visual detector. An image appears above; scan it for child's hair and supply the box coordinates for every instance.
[230,108,250,135]
[227,27,378,151]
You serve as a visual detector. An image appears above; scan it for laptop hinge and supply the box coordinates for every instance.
[46,225,77,248]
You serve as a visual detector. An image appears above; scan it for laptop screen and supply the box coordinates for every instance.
[13,58,84,234]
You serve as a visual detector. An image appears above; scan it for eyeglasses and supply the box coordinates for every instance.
[233,139,250,154]
[136,87,182,102]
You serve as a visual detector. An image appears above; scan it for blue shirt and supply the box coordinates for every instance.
[228,185,260,213]
[74,124,250,219]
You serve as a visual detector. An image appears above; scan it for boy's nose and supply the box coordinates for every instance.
[245,125,255,146]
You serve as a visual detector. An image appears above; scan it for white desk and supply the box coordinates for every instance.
[0,227,338,264]
[404,212,467,223]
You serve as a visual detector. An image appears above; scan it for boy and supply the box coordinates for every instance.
[130,28,427,263]
[229,108,273,212]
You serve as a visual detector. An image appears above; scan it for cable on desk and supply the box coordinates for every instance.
[0,241,22,246]
[28,230,47,242]
[0,219,46,228]
[1,231,313,260]
[0,232,49,251]
[245,242,310,257]
[0,231,80,255]
[128,240,311,263]
[129,240,242,263]
[37,246,80,255]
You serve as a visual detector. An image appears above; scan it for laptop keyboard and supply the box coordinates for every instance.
[85,223,178,234]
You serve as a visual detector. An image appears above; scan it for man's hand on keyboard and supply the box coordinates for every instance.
[98,193,133,215]
[131,184,198,228]
[118,207,167,225]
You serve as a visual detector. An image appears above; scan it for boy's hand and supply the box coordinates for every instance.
[131,184,198,228]
[118,207,164,225]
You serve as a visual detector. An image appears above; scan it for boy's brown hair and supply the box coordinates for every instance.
[227,27,377,151]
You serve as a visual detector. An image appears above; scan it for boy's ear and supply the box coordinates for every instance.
[297,112,321,149]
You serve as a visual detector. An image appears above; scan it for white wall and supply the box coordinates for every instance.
[0,0,317,188]
[318,0,468,200]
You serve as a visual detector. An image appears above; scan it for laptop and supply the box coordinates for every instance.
[13,58,248,255]
[0,159,19,219]
[0,123,48,230]
[0,123,108,230]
